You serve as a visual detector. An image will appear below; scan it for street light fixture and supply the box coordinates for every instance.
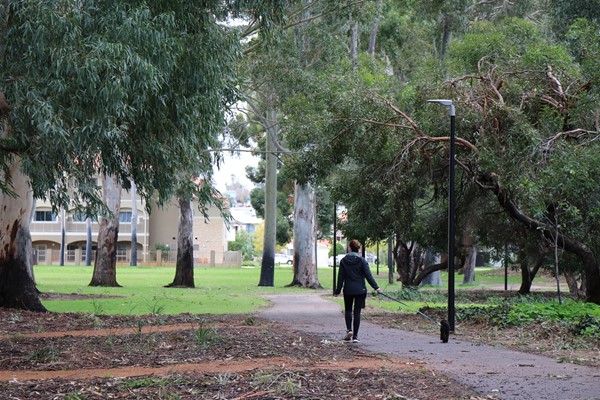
[427,99,456,332]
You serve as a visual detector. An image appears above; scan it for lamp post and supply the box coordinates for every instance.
[427,99,456,332]
[332,201,337,295]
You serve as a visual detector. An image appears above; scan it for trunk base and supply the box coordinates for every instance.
[0,259,46,312]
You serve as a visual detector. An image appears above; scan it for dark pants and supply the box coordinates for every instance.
[343,293,366,337]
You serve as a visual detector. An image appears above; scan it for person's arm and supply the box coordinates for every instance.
[334,263,345,295]
[362,260,382,293]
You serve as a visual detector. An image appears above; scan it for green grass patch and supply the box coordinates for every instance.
[34,265,392,315]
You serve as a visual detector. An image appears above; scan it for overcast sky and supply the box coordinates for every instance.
[212,150,258,192]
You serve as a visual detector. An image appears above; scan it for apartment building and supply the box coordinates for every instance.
[30,189,233,266]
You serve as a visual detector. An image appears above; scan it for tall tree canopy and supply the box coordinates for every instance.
[274,3,600,302]
[0,0,286,310]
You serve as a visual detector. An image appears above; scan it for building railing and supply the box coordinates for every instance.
[34,248,242,267]
[30,221,145,235]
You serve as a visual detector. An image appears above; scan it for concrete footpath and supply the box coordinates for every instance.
[260,293,600,400]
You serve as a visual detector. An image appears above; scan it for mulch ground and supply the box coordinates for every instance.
[0,309,489,400]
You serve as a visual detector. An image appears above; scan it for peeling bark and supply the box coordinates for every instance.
[166,196,195,288]
[258,105,277,287]
[0,119,45,311]
[288,183,321,289]
[130,181,138,266]
[463,245,477,284]
[89,175,122,287]
[85,217,93,266]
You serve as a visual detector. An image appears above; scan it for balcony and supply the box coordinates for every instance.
[30,221,146,236]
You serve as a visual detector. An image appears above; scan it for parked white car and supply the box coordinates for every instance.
[274,253,293,265]
[327,254,345,267]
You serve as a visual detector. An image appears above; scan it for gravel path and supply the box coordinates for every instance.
[260,293,600,400]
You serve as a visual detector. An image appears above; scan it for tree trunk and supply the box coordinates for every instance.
[408,243,423,284]
[415,257,447,286]
[462,245,476,284]
[420,251,442,287]
[396,240,424,286]
[89,174,122,287]
[564,270,579,297]
[258,106,278,286]
[288,182,321,289]
[518,247,548,295]
[0,145,46,311]
[367,0,383,57]
[167,196,195,288]
[439,15,452,61]
[59,209,66,266]
[350,20,358,72]
[517,248,531,294]
[85,217,93,266]
[130,180,138,266]
[395,240,411,284]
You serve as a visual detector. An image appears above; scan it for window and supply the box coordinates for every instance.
[117,243,127,262]
[34,211,56,222]
[119,211,132,223]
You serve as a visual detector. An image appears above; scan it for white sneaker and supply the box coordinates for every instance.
[343,331,353,341]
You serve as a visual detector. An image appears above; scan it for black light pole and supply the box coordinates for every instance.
[332,201,337,294]
[376,241,379,275]
[427,99,456,332]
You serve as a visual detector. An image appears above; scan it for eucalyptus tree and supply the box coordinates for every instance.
[90,174,122,287]
[443,18,600,302]
[333,18,600,302]
[279,3,447,287]
[284,7,600,305]
[248,166,294,247]
[1,1,176,309]
[281,1,385,288]
[0,0,285,310]
[241,0,368,287]
[546,0,600,38]
[166,177,226,288]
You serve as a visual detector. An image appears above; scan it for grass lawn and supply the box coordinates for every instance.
[35,265,395,315]
[33,264,536,316]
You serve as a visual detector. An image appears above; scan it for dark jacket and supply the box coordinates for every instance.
[334,253,379,295]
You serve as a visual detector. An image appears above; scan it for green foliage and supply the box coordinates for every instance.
[0,0,286,217]
[458,298,600,338]
[547,0,600,38]
[151,243,170,261]
[250,188,292,246]
[571,314,600,338]
[228,230,255,261]
[28,347,60,363]
[63,393,86,400]
[448,18,573,75]
[397,287,447,303]
[192,323,220,349]
[566,19,600,87]
[328,242,345,257]
[508,301,600,325]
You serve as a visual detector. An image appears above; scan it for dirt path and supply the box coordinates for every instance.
[0,323,198,340]
[0,309,477,399]
[260,293,600,400]
[0,355,406,382]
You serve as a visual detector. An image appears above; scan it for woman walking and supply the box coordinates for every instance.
[334,239,382,342]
